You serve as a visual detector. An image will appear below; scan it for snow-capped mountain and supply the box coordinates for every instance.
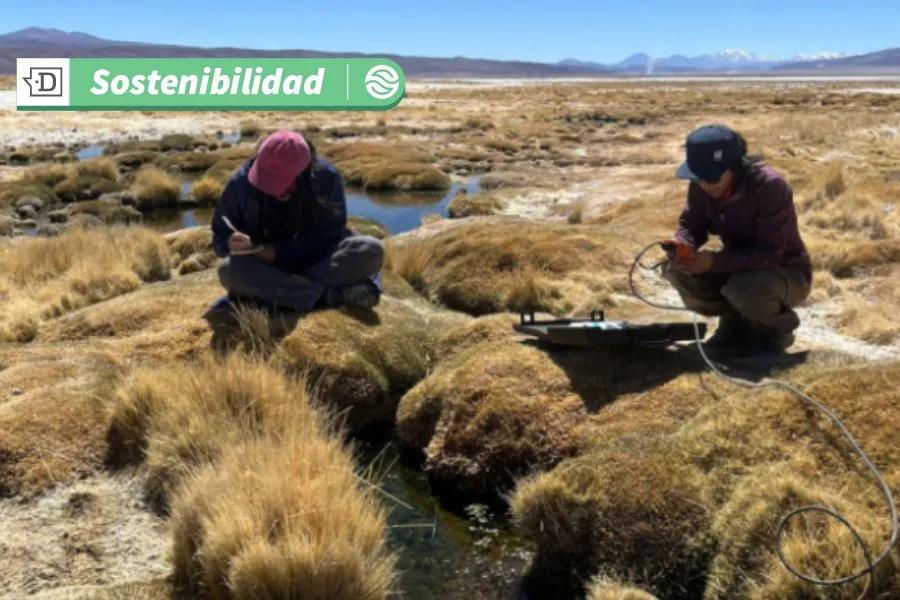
[559,49,856,73]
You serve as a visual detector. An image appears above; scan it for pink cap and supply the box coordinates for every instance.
[248,130,311,197]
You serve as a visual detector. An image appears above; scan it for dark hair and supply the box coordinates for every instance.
[733,131,765,174]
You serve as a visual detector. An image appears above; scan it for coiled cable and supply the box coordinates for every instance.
[628,240,897,600]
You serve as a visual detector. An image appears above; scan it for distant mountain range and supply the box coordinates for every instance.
[559,48,884,74]
[1,28,898,77]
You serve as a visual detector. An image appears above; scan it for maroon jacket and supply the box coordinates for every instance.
[674,162,812,282]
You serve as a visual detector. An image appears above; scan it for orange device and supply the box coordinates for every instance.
[661,240,695,261]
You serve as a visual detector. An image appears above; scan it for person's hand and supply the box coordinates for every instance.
[228,232,252,252]
[678,250,715,274]
[250,244,276,264]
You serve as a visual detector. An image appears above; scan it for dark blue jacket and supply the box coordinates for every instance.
[211,156,352,274]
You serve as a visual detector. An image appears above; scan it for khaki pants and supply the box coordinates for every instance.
[662,262,811,335]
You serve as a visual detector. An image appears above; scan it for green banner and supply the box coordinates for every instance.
[16,57,406,111]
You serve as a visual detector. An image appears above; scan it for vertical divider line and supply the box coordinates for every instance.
[346,63,349,101]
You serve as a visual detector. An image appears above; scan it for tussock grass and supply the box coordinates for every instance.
[323,141,450,191]
[808,238,900,277]
[74,157,119,180]
[348,215,389,239]
[276,296,442,433]
[204,158,246,182]
[398,326,707,502]
[102,354,397,598]
[831,273,900,344]
[130,166,181,211]
[511,358,900,599]
[362,163,451,191]
[67,198,143,225]
[53,175,122,203]
[512,438,711,600]
[239,119,262,137]
[188,176,224,205]
[384,218,632,316]
[154,151,220,173]
[105,354,315,504]
[20,162,72,187]
[170,425,396,599]
[0,346,122,499]
[113,150,161,170]
[586,576,660,600]
[162,226,217,275]
[396,337,590,499]
[0,226,170,342]
[447,191,506,218]
[0,180,59,209]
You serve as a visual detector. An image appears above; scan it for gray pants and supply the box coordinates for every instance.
[662,262,811,335]
[217,235,384,310]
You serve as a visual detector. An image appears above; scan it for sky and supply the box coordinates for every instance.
[5,0,899,64]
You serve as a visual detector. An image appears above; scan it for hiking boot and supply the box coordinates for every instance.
[323,282,381,309]
[700,311,752,358]
[748,331,796,355]
[340,282,381,308]
[202,295,239,328]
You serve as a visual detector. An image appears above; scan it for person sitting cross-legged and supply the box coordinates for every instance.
[206,129,384,320]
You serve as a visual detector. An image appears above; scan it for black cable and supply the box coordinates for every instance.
[628,241,897,600]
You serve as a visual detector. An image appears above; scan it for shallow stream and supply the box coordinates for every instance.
[70,141,533,598]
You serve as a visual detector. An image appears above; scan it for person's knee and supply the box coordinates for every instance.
[352,235,385,275]
[217,257,233,289]
[722,271,780,317]
[217,256,255,291]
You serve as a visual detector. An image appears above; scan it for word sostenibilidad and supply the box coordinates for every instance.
[89,67,327,96]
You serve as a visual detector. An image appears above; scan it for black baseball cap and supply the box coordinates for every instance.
[675,124,745,181]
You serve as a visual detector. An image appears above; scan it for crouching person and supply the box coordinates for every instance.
[662,124,812,358]
[207,129,383,317]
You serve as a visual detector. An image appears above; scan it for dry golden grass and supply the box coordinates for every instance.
[586,576,660,600]
[348,215,389,239]
[154,151,220,173]
[385,218,635,316]
[104,354,314,505]
[129,165,181,210]
[113,150,161,170]
[3,80,900,599]
[102,354,397,598]
[162,225,216,274]
[447,190,506,217]
[321,141,451,191]
[66,198,143,225]
[239,119,262,138]
[397,313,709,501]
[0,226,170,342]
[511,356,900,599]
[0,75,15,90]
[20,162,73,187]
[0,344,123,499]
[0,179,59,209]
[53,175,122,203]
[274,296,449,434]
[26,580,172,600]
[188,175,224,206]
[75,157,119,180]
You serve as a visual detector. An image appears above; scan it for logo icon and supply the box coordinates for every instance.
[17,58,70,108]
[364,65,401,100]
[713,149,723,162]
[23,67,63,97]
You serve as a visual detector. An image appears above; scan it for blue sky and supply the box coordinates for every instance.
[7,0,898,64]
